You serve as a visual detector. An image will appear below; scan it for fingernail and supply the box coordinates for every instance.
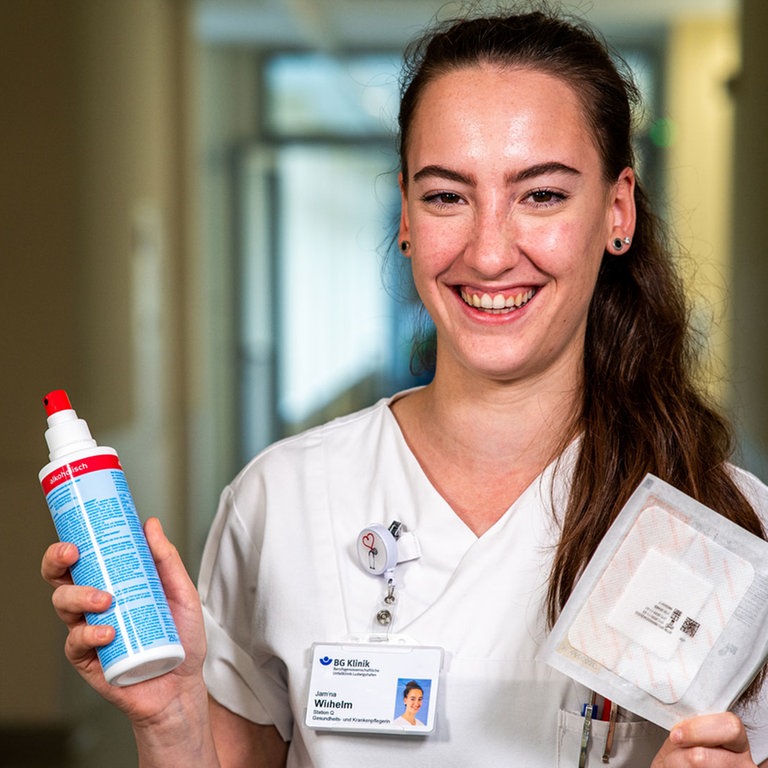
[59,542,77,557]
[95,626,112,642]
[89,590,110,607]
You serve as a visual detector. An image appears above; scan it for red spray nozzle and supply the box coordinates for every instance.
[43,390,73,416]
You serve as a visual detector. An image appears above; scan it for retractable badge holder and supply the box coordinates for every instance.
[356,521,411,633]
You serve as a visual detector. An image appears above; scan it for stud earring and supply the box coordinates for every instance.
[400,240,410,254]
[612,236,631,251]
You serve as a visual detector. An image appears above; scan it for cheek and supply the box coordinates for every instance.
[406,257,443,319]
[408,257,436,305]
[410,204,473,253]
[531,219,603,276]
[520,219,571,271]
[408,230,463,291]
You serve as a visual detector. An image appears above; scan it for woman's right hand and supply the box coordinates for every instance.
[41,518,210,731]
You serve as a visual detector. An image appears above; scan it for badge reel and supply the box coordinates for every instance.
[304,521,443,735]
[356,521,404,634]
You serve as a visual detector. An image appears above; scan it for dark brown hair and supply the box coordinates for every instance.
[398,5,766,700]
[403,680,424,698]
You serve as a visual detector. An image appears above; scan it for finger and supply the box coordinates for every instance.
[51,584,112,628]
[143,517,207,666]
[41,542,79,587]
[670,712,749,754]
[64,621,115,667]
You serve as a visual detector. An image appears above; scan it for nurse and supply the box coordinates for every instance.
[41,6,768,768]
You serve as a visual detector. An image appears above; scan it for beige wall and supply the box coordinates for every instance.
[665,16,738,402]
[0,0,81,725]
[665,3,768,473]
[0,3,194,765]
[731,0,768,470]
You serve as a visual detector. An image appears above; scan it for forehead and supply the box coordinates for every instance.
[407,65,599,169]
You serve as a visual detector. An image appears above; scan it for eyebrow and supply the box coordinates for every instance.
[411,161,581,186]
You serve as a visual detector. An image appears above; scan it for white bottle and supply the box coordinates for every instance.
[39,389,185,685]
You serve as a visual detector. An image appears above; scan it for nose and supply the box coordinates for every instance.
[462,202,520,278]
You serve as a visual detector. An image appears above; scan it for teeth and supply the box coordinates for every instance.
[461,288,535,313]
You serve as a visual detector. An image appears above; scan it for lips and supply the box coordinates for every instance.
[459,287,535,314]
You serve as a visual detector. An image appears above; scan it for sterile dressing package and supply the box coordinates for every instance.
[538,474,768,730]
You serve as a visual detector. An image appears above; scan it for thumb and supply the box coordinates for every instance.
[650,735,676,767]
[144,517,195,602]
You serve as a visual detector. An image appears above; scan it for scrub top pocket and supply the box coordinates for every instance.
[556,708,667,767]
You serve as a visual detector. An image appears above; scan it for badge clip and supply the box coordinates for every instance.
[357,521,419,633]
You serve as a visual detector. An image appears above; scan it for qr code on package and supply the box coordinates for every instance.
[681,617,700,638]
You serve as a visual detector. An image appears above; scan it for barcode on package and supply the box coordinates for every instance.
[681,617,700,638]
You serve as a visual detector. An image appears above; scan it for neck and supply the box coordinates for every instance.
[391,364,581,535]
[415,363,580,465]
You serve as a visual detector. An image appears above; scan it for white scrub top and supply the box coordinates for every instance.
[198,393,768,767]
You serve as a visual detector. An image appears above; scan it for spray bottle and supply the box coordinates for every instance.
[38,389,185,685]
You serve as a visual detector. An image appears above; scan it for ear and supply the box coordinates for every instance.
[607,167,636,254]
[398,172,411,254]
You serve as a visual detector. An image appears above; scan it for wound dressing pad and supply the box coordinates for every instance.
[538,474,768,730]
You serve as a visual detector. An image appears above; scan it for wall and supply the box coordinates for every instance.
[731,0,768,473]
[646,6,768,474]
[188,46,261,563]
[665,16,738,403]
[0,2,194,766]
[0,0,80,730]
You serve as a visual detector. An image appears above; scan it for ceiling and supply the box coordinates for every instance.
[195,0,737,47]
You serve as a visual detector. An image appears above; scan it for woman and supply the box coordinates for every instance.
[42,5,768,767]
[393,681,426,728]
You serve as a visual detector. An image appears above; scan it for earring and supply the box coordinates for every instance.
[400,240,410,254]
[612,236,631,251]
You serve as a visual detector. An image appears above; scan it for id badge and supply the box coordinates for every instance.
[304,641,443,735]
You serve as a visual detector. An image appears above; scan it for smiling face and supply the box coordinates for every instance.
[404,688,423,715]
[399,65,635,388]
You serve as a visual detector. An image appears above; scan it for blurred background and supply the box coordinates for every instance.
[2,0,767,765]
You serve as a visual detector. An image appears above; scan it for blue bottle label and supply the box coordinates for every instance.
[42,454,180,670]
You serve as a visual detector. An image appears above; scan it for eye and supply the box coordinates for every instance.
[422,191,464,208]
[525,188,567,207]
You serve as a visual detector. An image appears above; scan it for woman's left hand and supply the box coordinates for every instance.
[652,712,760,767]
